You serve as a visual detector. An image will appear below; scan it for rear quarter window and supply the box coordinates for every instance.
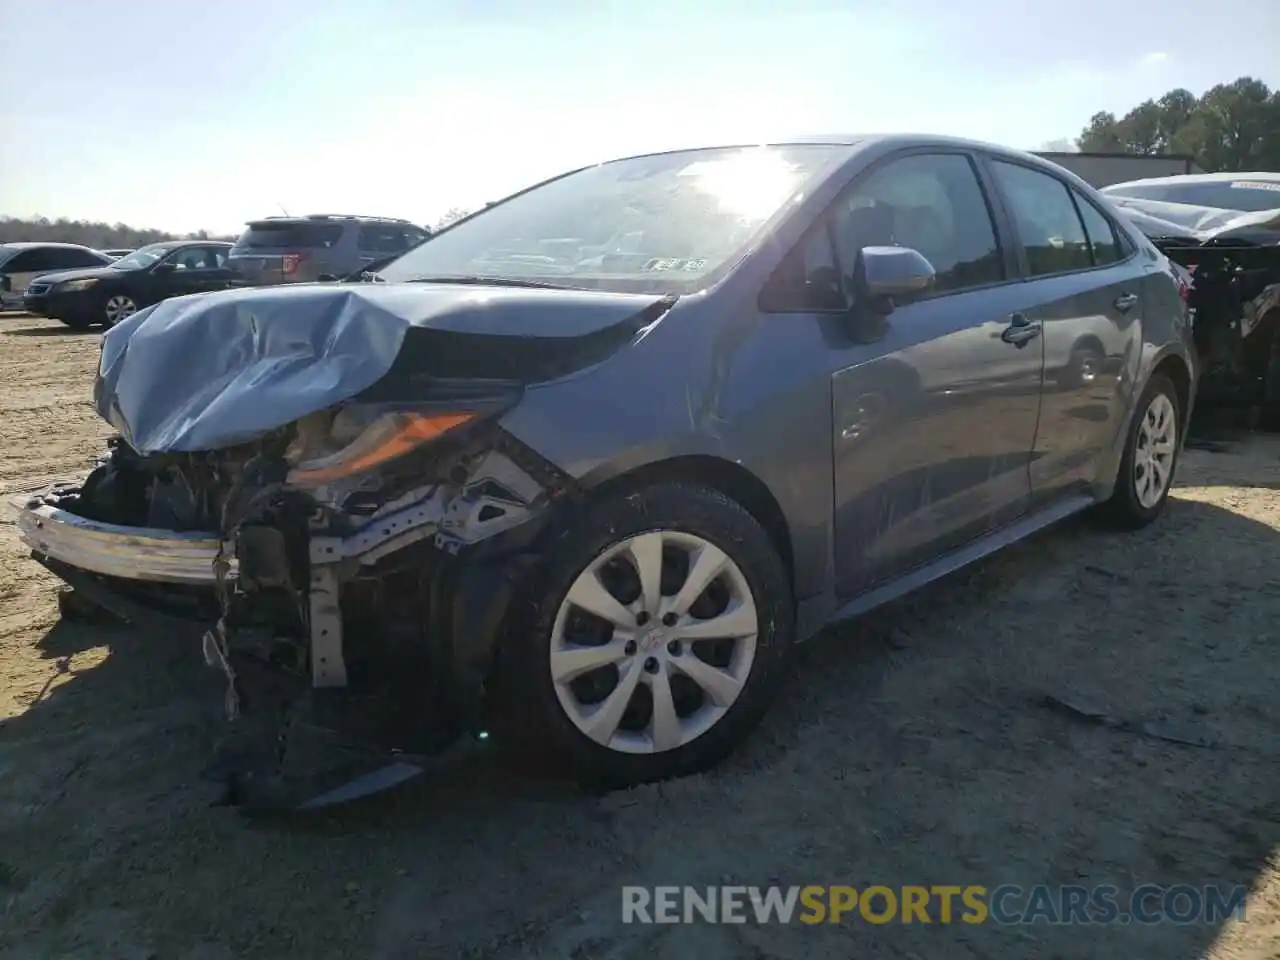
[235,222,345,250]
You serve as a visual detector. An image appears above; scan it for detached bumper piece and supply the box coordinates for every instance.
[14,484,230,584]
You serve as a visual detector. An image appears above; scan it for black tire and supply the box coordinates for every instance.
[101,294,139,328]
[491,482,794,790]
[1098,372,1182,529]
[1257,327,1280,433]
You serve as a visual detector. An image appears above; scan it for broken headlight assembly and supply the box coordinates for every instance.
[284,388,521,488]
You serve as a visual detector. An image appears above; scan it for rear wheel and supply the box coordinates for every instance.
[493,482,794,789]
[1099,373,1181,528]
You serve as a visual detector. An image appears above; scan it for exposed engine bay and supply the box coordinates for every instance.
[28,407,573,807]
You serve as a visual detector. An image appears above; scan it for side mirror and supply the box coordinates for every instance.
[316,273,339,282]
[152,261,176,275]
[852,246,936,315]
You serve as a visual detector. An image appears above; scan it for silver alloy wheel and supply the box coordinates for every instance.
[104,295,138,325]
[1134,392,1177,509]
[549,530,759,755]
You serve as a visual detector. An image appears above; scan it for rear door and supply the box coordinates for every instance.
[983,158,1145,504]
[227,221,344,285]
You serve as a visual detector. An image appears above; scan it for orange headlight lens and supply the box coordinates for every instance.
[287,410,475,485]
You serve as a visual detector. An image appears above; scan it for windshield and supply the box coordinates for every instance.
[377,144,842,294]
[1104,179,1280,214]
[111,244,171,270]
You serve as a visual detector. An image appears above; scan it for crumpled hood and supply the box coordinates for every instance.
[95,281,668,454]
[1110,196,1280,242]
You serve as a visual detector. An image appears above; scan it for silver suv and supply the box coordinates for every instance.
[226,214,430,286]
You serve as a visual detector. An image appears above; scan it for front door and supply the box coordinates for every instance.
[156,246,236,299]
[823,152,1046,596]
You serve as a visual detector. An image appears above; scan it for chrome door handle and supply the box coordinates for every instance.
[1001,312,1042,347]
[1113,292,1139,312]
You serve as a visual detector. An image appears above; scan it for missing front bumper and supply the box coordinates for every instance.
[12,444,560,809]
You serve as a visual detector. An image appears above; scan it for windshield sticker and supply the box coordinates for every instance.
[641,258,708,273]
[1230,181,1280,192]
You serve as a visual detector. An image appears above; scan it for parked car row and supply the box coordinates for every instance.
[0,214,431,328]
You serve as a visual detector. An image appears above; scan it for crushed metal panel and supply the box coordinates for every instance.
[96,282,670,455]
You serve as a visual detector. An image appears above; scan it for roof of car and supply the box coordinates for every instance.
[603,133,1061,166]
[0,241,101,251]
[143,239,234,249]
[245,215,416,226]
[1103,171,1280,190]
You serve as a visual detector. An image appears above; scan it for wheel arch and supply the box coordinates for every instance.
[581,454,796,593]
[1151,351,1194,432]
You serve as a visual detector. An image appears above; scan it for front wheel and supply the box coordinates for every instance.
[492,482,794,789]
[102,294,139,327]
[1098,373,1181,528]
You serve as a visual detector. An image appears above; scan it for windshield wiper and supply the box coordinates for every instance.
[405,275,577,290]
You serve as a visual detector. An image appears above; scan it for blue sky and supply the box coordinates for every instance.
[1,0,1276,234]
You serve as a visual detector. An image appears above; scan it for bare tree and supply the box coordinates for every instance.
[432,207,472,232]
[0,216,235,248]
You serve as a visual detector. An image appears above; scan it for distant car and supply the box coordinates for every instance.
[100,249,135,259]
[1104,173,1280,426]
[227,215,431,286]
[1102,171,1280,213]
[22,240,235,328]
[0,243,113,310]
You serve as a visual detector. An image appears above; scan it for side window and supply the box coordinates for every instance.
[358,225,409,253]
[1070,190,1122,266]
[831,153,1003,296]
[759,226,843,312]
[48,248,105,270]
[990,161,1091,276]
[760,153,1004,311]
[6,249,55,273]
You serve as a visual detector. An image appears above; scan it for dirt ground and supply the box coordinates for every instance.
[0,310,1277,960]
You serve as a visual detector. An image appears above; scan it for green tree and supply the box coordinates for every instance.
[1075,76,1280,172]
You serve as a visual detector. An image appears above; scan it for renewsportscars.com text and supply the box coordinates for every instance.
[621,884,1248,925]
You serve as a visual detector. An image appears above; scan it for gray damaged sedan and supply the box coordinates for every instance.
[15,135,1197,803]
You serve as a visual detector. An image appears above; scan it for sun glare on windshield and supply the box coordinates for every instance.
[677,149,808,221]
